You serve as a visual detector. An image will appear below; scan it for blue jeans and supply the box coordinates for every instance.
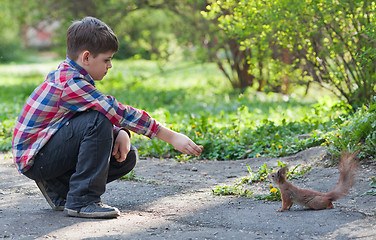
[23,110,138,210]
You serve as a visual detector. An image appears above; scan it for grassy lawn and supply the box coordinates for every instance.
[0,59,355,160]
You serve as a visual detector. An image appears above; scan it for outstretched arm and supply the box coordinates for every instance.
[156,126,203,156]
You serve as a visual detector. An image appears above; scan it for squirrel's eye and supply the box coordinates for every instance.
[271,174,275,178]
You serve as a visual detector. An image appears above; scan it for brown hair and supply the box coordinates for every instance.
[66,16,118,60]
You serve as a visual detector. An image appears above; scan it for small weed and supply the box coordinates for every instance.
[120,170,159,185]
[175,154,193,162]
[241,161,286,184]
[120,170,139,181]
[254,184,282,201]
[212,185,253,197]
[361,176,376,196]
[287,164,312,180]
[241,163,270,184]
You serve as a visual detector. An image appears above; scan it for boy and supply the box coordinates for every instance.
[12,17,203,219]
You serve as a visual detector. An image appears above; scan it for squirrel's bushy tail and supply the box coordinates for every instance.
[326,151,358,201]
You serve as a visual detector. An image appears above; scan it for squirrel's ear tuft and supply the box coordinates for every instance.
[279,166,289,176]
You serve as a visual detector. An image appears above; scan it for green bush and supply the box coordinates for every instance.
[327,98,376,161]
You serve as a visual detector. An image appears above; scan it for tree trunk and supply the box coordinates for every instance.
[228,39,254,91]
[281,48,292,94]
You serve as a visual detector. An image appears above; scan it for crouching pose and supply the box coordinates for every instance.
[12,17,203,218]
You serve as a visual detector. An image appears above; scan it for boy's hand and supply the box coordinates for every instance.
[171,133,203,156]
[156,126,203,156]
[112,130,131,162]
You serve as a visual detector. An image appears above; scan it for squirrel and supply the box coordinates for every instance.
[269,151,358,212]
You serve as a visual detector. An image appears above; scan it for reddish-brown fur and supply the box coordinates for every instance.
[269,152,357,212]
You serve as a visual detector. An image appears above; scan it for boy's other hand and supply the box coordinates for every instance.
[112,130,131,162]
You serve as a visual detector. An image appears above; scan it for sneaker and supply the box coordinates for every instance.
[35,181,66,211]
[65,202,120,218]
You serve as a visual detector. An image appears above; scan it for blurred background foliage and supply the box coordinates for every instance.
[0,0,374,106]
[1,0,375,108]
[1,0,376,160]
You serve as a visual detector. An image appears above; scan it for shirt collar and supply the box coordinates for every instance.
[65,57,95,86]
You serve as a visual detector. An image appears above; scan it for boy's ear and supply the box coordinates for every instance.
[81,50,91,66]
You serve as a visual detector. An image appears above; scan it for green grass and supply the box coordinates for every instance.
[0,58,371,161]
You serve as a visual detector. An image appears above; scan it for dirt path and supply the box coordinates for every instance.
[1,147,375,239]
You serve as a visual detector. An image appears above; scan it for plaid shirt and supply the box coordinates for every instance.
[12,58,160,173]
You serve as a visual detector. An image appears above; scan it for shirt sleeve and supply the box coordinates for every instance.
[114,126,131,138]
[59,77,160,139]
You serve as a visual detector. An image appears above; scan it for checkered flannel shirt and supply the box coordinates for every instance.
[12,58,160,173]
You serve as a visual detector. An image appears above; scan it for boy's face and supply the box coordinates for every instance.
[85,51,115,81]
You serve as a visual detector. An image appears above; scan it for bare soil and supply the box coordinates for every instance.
[0,146,375,239]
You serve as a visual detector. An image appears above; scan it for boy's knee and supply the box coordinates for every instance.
[126,145,139,169]
[107,145,138,183]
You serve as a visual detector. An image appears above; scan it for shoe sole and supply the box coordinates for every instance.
[35,181,65,211]
[65,208,120,218]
